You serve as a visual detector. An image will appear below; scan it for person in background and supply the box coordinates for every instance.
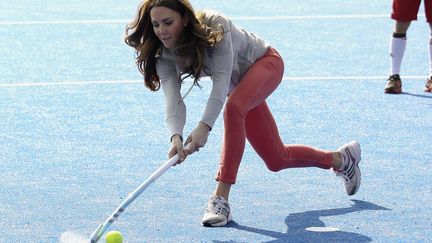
[385,0,432,94]
[125,0,362,227]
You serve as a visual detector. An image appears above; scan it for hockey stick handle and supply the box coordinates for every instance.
[89,144,190,242]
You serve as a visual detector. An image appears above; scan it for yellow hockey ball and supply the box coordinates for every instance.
[105,230,123,243]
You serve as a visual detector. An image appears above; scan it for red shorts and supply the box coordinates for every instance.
[391,0,432,23]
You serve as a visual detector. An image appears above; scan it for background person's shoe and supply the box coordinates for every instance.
[424,76,432,92]
[385,74,402,94]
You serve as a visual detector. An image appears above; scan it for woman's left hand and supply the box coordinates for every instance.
[184,122,210,155]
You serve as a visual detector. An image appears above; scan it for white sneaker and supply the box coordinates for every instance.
[202,195,232,227]
[335,141,361,196]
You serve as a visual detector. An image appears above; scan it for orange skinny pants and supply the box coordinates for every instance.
[216,48,333,184]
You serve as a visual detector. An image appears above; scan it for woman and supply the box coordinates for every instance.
[125,0,362,227]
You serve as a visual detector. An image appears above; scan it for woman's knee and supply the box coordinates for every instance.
[224,97,245,117]
[264,161,284,172]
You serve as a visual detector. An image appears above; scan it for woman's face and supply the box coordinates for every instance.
[150,6,188,49]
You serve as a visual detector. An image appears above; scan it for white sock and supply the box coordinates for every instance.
[390,36,407,76]
[429,35,432,77]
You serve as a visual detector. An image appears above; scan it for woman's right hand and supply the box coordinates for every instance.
[168,134,186,165]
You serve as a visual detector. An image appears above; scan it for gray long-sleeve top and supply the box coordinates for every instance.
[156,11,270,139]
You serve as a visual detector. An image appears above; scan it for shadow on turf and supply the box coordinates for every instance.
[400,92,432,99]
[213,199,390,243]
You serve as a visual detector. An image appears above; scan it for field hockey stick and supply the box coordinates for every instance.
[89,144,191,243]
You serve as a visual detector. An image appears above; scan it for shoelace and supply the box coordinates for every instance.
[207,196,229,216]
[387,75,401,83]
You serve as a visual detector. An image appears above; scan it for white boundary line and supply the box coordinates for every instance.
[0,76,427,88]
[0,14,403,26]
[230,14,392,20]
[0,19,129,26]
[0,80,140,88]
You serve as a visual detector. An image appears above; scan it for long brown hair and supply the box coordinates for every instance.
[125,0,224,91]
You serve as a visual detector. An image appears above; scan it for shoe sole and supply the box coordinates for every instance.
[202,214,232,227]
[347,141,361,196]
[384,89,402,94]
[348,165,361,196]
